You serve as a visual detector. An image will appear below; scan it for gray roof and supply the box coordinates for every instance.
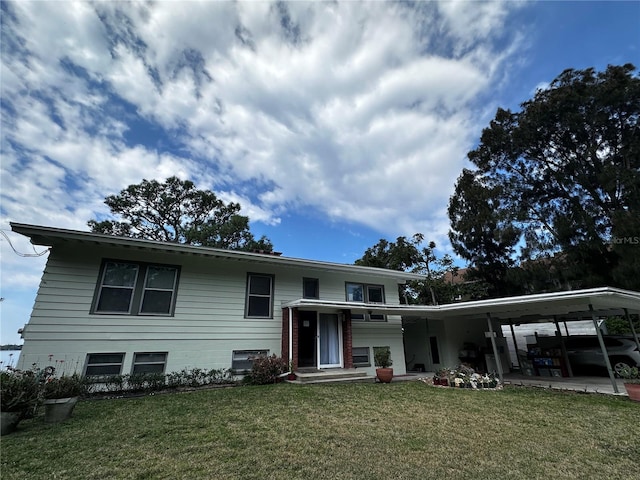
[10,222,425,281]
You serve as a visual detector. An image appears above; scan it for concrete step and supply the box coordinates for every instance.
[292,368,369,384]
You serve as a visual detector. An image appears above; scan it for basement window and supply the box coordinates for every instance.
[84,353,125,376]
[231,350,269,373]
[132,352,168,374]
[352,347,371,367]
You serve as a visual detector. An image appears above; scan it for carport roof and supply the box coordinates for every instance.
[283,287,640,322]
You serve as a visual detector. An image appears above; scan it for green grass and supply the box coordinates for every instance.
[2,382,638,479]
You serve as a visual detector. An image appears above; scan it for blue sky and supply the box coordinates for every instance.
[1,1,639,345]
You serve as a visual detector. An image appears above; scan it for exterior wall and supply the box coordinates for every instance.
[18,242,408,375]
[351,316,407,377]
[402,318,431,371]
[438,317,510,372]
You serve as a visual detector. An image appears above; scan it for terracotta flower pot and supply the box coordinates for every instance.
[376,368,393,383]
[624,383,640,402]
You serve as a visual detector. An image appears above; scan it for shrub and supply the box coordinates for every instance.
[244,355,288,385]
[125,373,166,392]
[42,373,88,399]
[0,368,40,419]
[374,347,393,368]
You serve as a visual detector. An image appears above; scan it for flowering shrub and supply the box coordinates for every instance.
[243,355,288,385]
[432,365,500,389]
[42,372,88,399]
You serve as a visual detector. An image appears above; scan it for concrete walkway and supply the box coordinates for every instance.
[405,371,630,396]
[502,373,629,396]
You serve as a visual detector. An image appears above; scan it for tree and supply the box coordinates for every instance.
[355,234,466,305]
[88,177,273,251]
[448,169,521,296]
[449,64,640,292]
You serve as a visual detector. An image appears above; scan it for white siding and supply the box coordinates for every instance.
[18,243,408,375]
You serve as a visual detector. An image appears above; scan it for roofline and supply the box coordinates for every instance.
[283,286,640,318]
[10,222,425,281]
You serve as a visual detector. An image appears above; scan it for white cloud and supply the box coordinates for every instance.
[1,0,528,342]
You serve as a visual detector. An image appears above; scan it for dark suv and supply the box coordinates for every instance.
[564,336,640,376]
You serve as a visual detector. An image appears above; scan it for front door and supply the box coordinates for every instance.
[298,311,317,368]
[318,313,342,368]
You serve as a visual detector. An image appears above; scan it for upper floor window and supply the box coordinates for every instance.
[345,282,386,321]
[303,278,319,299]
[245,273,274,318]
[93,260,179,316]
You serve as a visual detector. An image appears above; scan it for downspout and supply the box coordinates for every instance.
[289,308,293,367]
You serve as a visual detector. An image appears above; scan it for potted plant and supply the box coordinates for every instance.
[286,360,296,381]
[374,347,393,383]
[618,365,640,402]
[41,371,87,423]
[433,368,449,386]
[0,368,40,435]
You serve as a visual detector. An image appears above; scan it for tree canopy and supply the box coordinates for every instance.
[355,234,473,305]
[88,176,273,252]
[449,64,640,293]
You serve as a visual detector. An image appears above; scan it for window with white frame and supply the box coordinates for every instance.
[93,260,179,315]
[345,282,386,321]
[352,347,371,367]
[84,353,125,376]
[231,350,269,372]
[132,352,168,374]
[245,273,274,318]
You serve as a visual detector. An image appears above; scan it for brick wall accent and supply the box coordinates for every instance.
[281,308,300,370]
[291,308,299,370]
[342,309,353,369]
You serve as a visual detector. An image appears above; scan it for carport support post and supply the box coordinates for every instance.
[590,304,619,393]
[486,313,504,383]
[624,308,640,355]
[509,320,520,368]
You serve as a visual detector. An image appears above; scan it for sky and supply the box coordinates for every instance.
[1,0,639,345]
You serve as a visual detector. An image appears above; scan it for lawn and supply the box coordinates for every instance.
[1,382,638,479]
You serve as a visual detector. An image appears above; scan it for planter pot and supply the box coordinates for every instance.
[1,412,21,436]
[376,368,393,383]
[624,383,640,402]
[43,397,78,423]
[287,373,296,381]
[440,378,448,387]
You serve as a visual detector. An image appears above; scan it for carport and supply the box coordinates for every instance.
[289,287,640,393]
[417,287,640,393]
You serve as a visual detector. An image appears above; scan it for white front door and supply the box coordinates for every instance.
[318,313,342,368]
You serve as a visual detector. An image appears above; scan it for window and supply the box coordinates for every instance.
[231,350,269,372]
[352,347,371,367]
[93,260,179,316]
[132,352,168,374]
[303,278,319,299]
[246,274,274,318]
[84,353,125,376]
[345,282,386,321]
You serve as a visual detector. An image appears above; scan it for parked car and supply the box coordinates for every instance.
[565,336,640,376]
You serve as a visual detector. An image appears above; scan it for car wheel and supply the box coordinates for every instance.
[611,357,633,376]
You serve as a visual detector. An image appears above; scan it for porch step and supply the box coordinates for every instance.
[291,368,370,384]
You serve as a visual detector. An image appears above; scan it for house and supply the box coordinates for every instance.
[10,223,640,392]
[10,223,424,378]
